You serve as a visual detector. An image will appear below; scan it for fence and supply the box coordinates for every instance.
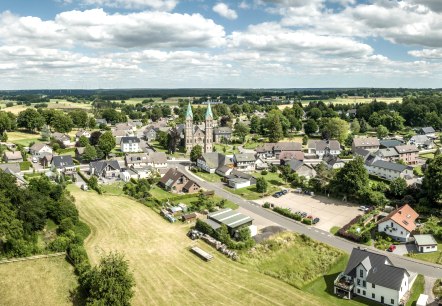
[0,252,66,265]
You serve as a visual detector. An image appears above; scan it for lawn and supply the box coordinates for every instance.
[228,184,280,200]
[178,194,239,210]
[48,99,92,110]
[100,182,126,196]
[239,232,345,288]
[420,152,435,159]
[406,275,425,306]
[0,257,78,306]
[149,185,177,200]
[192,170,223,183]
[330,226,340,235]
[253,171,288,187]
[407,243,442,264]
[213,143,239,154]
[7,131,42,146]
[69,186,324,306]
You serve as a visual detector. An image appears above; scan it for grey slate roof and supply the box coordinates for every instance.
[370,160,409,172]
[234,153,256,163]
[353,137,380,147]
[120,137,140,144]
[0,163,20,173]
[213,127,232,135]
[377,148,399,158]
[395,144,418,154]
[419,127,435,134]
[52,155,74,168]
[414,234,437,246]
[256,142,302,153]
[90,160,120,175]
[199,152,228,169]
[309,140,341,151]
[379,139,403,148]
[344,248,409,291]
[150,152,167,164]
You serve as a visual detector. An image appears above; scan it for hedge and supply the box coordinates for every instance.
[273,206,302,221]
[337,215,364,243]
[20,161,32,171]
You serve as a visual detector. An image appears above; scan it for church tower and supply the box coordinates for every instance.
[204,101,213,153]
[185,101,193,153]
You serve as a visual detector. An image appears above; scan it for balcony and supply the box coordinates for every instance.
[334,272,355,292]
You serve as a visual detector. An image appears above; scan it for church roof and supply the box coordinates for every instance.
[205,101,213,119]
[186,102,193,119]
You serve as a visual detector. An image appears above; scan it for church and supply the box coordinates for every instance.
[185,102,214,153]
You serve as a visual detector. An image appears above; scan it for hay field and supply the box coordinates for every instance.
[70,186,323,306]
[0,257,77,306]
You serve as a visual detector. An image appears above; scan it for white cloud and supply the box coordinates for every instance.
[61,0,178,11]
[0,9,226,49]
[213,3,238,20]
[409,48,442,59]
[239,1,250,9]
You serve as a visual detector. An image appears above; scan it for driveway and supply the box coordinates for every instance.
[392,243,418,256]
[254,192,361,232]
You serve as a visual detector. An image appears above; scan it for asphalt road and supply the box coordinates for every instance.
[171,161,442,278]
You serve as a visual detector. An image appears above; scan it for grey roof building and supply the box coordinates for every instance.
[379,139,403,148]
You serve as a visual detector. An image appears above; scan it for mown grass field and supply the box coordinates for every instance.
[69,186,325,306]
[0,257,78,306]
[7,131,43,146]
[228,184,281,200]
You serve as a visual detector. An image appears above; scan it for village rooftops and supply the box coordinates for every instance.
[234,153,256,163]
[120,137,140,144]
[256,142,302,152]
[395,144,419,154]
[414,234,437,246]
[377,204,419,233]
[308,139,341,151]
[370,160,410,172]
[380,139,403,148]
[52,155,74,168]
[353,137,380,147]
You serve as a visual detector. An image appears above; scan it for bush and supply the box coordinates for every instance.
[49,236,71,252]
[273,206,302,221]
[337,215,363,242]
[302,218,312,225]
[20,161,32,171]
[262,202,271,209]
[261,170,268,175]
[58,218,74,234]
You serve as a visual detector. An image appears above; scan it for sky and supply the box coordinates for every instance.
[0,0,441,89]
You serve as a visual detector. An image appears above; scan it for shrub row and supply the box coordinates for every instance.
[272,206,302,221]
[77,170,101,194]
[337,215,370,243]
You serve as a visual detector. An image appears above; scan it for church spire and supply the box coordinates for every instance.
[205,101,213,119]
[186,101,193,119]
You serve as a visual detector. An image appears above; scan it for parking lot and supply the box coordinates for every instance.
[255,192,362,232]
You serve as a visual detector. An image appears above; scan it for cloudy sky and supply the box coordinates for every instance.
[0,0,441,89]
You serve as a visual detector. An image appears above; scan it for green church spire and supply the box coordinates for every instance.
[205,101,213,119]
[186,101,193,119]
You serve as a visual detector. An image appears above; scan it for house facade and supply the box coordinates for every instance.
[394,145,419,164]
[159,168,201,194]
[352,137,380,153]
[377,204,418,242]
[213,127,232,143]
[334,248,412,306]
[307,140,341,158]
[30,143,53,157]
[51,155,76,174]
[3,151,23,163]
[90,160,121,178]
[365,160,413,181]
[233,153,256,172]
[120,137,141,153]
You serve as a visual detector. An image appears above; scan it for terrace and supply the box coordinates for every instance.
[333,272,354,299]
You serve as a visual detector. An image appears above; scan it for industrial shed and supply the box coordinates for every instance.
[206,208,253,235]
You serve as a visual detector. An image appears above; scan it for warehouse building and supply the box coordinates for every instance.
[205,208,254,236]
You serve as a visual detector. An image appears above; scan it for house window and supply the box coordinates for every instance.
[357,279,361,286]
[372,283,375,289]
[372,293,375,299]
[362,290,366,296]
[391,299,394,304]
[363,281,366,287]
[359,269,363,278]
[357,289,360,294]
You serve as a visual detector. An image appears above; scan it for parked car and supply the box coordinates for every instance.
[295,211,302,215]
[32,156,38,163]
[307,215,313,219]
[359,206,369,212]
[273,192,282,198]
[281,189,288,195]
[387,245,396,252]
[301,212,307,218]
[312,218,320,224]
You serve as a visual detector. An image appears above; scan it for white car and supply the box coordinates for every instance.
[358,206,369,212]
[32,156,38,163]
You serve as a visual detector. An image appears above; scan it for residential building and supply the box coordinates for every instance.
[197,152,231,173]
[75,147,85,160]
[233,153,256,172]
[377,204,419,242]
[3,151,23,163]
[256,142,302,159]
[279,151,304,161]
[215,165,233,177]
[115,122,137,132]
[365,160,413,181]
[40,154,53,168]
[414,235,438,253]
[213,127,232,143]
[95,119,108,126]
[120,137,141,153]
[408,135,434,149]
[143,126,157,142]
[159,168,201,194]
[75,129,91,141]
[125,153,150,169]
[417,127,436,138]
[352,137,380,153]
[334,248,412,306]
[51,155,76,174]
[379,139,404,149]
[0,163,27,186]
[307,140,341,158]
[52,132,72,147]
[90,160,121,178]
[226,169,257,189]
[376,148,399,162]
[394,145,419,164]
[112,129,133,143]
[282,159,316,179]
[323,155,345,169]
[149,152,168,170]
[30,143,53,157]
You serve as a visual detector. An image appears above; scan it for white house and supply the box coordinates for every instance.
[30,143,53,158]
[414,234,438,253]
[307,140,341,158]
[365,159,414,181]
[51,155,76,175]
[197,152,231,174]
[52,132,72,147]
[120,137,141,153]
[377,204,419,242]
[334,248,413,306]
[75,129,91,141]
[233,153,256,172]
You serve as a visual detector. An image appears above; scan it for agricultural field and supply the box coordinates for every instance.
[48,99,92,110]
[277,97,402,109]
[70,186,324,306]
[0,257,78,306]
[7,131,43,146]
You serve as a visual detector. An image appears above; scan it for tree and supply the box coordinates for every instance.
[308,107,322,120]
[359,118,369,133]
[266,111,284,142]
[51,112,73,133]
[250,116,260,134]
[350,118,360,134]
[376,125,389,139]
[69,110,88,128]
[0,112,13,135]
[17,109,45,131]
[88,117,96,129]
[423,155,442,205]
[256,177,268,193]
[82,145,98,162]
[304,119,318,135]
[190,145,203,162]
[77,135,90,147]
[331,157,369,197]
[82,252,135,306]
[98,131,116,158]
[322,118,349,143]
[233,122,249,143]
[389,178,407,198]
